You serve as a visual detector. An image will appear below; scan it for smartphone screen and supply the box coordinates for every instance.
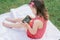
[22,15,31,23]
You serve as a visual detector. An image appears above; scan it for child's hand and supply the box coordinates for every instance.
[23,22,30,29]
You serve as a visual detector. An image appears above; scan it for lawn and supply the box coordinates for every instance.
[0,0,60,30]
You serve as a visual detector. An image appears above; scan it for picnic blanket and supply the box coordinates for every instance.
[0,4,60,40]
[0,12,60,40]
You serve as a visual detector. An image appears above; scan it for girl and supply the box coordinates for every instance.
[3,0,49,40]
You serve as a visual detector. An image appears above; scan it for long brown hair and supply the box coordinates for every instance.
[30,0,49,20]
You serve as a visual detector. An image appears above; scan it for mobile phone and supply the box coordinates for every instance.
[22,15,31,23]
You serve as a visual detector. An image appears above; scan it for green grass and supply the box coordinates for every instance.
[44,0,60,30]
[0,0,30,14]
[0,0,60,30]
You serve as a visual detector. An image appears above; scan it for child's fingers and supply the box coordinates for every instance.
[24,22,30,27]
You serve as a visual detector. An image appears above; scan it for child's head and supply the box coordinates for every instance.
[30,0,49,20]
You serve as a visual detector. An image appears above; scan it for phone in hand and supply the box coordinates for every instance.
[22,15,31,24]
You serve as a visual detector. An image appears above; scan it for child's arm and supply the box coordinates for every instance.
[24,20,43,35]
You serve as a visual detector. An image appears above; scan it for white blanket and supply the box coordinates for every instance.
[0,4,60,40]
[0,12,60,40]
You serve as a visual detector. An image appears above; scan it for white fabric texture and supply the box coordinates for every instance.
[10,4,35,19]
[0,4,60,40]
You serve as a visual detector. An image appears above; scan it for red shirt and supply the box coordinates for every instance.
[27,16,47,39]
